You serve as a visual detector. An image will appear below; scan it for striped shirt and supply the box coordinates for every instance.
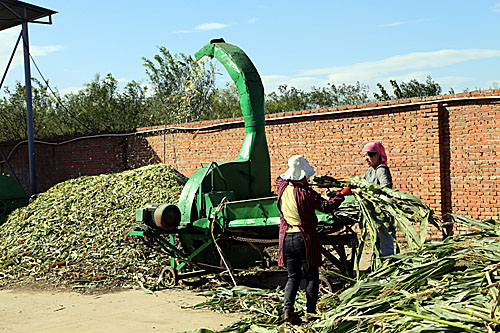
[276,176,345,268]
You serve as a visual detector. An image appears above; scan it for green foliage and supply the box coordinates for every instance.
[0,74,150,142]
[265,82,370,114]
[192,218,500,333]
[265,84,308,113]
[0,82,29,142]
[374,75,442,101]
[0,43,450,143]
[0,78,62,141]
[62,73,150,134]
[142,46,216,124]
[208,82,241,119]
[308,82,370,109]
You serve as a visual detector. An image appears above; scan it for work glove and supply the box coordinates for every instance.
[341,186,353,196]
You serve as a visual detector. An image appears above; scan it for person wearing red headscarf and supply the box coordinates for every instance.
[362,142,394,257]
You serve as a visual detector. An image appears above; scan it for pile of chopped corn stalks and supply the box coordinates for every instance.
[0,164,187,292]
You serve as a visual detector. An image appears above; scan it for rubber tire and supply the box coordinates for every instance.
[318,274,333,295]
[159,266,177,287]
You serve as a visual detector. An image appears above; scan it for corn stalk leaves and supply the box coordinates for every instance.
[191,218,500,332]
[0,164,187,291]
[343,175,439,270]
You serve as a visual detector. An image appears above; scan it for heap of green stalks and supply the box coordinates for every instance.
[188,216,500,332]
[343,175,439,271]
[0,164,187,292]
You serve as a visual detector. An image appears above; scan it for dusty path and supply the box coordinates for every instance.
[0,288,244,333]
[0,247,373,332]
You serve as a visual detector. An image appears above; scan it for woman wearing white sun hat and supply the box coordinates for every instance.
[276,155,352,324]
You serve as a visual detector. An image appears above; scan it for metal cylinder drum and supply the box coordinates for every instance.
[153,204,181,230]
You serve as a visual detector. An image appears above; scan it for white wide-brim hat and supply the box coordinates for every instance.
[280,155,315,181]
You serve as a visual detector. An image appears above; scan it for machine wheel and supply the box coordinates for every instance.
[159,266,177,287]
[318,274,336,295]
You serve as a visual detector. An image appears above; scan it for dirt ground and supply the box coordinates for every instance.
[0,248,373,333]
[0,287,245,333]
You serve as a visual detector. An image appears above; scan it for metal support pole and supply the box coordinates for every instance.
[22,21,36,195]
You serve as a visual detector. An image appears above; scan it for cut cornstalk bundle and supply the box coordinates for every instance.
[341,175,440,270]
[190,217,500,332]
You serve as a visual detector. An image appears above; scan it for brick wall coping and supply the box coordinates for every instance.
[265,95,500,122]
[133,94,500,134]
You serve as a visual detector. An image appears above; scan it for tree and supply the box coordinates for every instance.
[265,85,309,114]
[374,75,442,101]
[264,82,370,114]
[209,82,241,119]
[308,82,370,108]
[0,78,62,142]
[142,46,216,124]
[61,73,149,134]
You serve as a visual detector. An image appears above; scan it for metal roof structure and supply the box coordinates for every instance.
[0,0,57,196]
[0,0,56,31]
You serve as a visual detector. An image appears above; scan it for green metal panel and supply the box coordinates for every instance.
[178,163,214,224]
[192,217,211,229]
[129,230,144,236]
[227,217,280,228]
[0,174,28,223]
[177,39,271,226]
[194,42,270,193]
[0,174,26,199]
[224,197,278,224]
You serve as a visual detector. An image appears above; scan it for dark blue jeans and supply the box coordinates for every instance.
[283,232,319,314]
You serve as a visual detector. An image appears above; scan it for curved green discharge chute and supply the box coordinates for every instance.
[177,40,271,224]
[194,39,269,170]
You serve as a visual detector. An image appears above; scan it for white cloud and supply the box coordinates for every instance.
[299,49,500,84]
[59,86,83,95]
[174,22,229,34]
[261,74,328,94]
[379,18,430,28]
[492,2,500,12]
[431,75,474,86]
[0,29,23,68]
[30,45,64,57]
[258,49,500,93]
[376,71,432,84]
[195,22,229,30]
[0,29,63,72]
[379,21,406,27]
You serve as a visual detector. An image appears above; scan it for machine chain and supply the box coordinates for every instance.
[228,236,278,244]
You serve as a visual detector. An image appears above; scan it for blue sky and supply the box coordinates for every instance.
[1,0,499,97]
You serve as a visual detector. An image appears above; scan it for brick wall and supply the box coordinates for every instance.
[0,135,126,193]
[2,90,499,238]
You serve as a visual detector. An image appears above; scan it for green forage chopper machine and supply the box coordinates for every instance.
[131,39,357,287]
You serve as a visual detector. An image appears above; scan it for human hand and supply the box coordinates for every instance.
[325,188,337,198]
[341,186,353,196]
